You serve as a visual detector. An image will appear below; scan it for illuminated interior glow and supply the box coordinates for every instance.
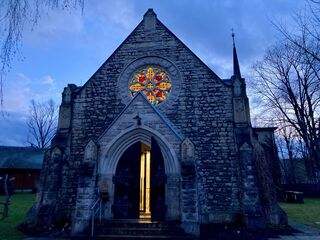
[139,144,151,218]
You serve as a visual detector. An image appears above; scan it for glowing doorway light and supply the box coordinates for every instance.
[139,150,151,218]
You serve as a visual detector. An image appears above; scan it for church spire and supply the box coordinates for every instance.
[232,29,241,78]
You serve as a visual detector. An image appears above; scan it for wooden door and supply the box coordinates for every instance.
[150,137,166,220]
[113,142,141,219]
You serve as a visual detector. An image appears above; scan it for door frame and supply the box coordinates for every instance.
[98,126,181,221]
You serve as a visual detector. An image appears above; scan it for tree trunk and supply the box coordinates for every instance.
[2,174,10,219]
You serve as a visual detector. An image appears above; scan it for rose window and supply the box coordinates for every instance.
[129,66,171,105]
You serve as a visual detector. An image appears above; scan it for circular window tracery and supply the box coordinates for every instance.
[129,66,171,105]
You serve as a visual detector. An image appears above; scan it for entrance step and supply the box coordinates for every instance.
[74,219,196,240]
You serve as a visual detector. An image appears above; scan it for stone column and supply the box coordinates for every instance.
[100,173,113,219]
[180,138,200,236]
[72,140,98,234]
[35,147,63,227]
[239,142,265,228]
[166,173,180,220]
[57,84,77,131]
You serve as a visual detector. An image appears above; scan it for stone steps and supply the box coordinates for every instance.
[94,226,184,235]
[73,219,195,240]
[77,234,195,240]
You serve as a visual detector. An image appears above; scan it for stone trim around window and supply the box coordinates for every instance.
[118,56,181,109]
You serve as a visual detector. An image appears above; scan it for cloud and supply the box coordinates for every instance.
[1,73,59,146]
[40,75,55,86]
[0,111,29,146]
[86,0,137,32]
[17,73,30,83]
[1,0,309,147]
[3,73,59,113]
[23,7,84,46]
[136,0,306,78]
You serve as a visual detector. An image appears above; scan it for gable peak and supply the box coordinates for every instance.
[144,8,157,17]
[143,8,157,30]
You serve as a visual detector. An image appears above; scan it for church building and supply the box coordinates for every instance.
[31,9,287,237]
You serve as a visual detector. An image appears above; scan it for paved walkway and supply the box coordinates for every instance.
[268,221,320,240]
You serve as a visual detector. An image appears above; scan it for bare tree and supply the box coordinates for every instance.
[0,0,84,106]
[274,0,320,63]
[276,122,302,184]
[27,99,58,149]
[251,108,305,183]
[252,38,320,180]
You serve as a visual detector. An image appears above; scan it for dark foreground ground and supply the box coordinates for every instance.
[21,222,320,240]
[200,224,298,240]
[2,194,320,239]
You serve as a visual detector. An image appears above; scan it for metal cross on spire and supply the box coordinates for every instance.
[232,28,235,47]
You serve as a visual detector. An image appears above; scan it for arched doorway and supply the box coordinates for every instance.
[99,126,181,221]
[113,137,166,220]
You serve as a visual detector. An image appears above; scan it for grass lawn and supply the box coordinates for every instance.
[0,193,36,240]
[0,194,319,239]
[280,198,320,229]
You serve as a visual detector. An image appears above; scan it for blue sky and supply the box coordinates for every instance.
[0,0,307,146]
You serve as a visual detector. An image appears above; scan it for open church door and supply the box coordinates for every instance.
[150,137,166,221]
[113,142,141,219]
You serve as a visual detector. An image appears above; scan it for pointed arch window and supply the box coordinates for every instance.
[129,66,171,105]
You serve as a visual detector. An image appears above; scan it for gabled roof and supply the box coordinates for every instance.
[253,127,277,132]
[0,146,44,169]
[137,92,184,140]
[98,92,184,141]
[78,9,227,93]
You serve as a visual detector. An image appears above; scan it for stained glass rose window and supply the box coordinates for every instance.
[129,66,171,105]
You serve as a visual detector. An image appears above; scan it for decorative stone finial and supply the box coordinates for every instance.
[144,8,157,30]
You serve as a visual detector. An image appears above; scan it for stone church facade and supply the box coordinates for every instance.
[31,9,286,236]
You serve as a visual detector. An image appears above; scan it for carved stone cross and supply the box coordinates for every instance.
[133,113,142,125]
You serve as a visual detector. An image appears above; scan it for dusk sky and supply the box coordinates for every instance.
[0,0,307,146]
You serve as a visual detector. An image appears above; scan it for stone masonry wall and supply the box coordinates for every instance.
[55,12,240,224]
